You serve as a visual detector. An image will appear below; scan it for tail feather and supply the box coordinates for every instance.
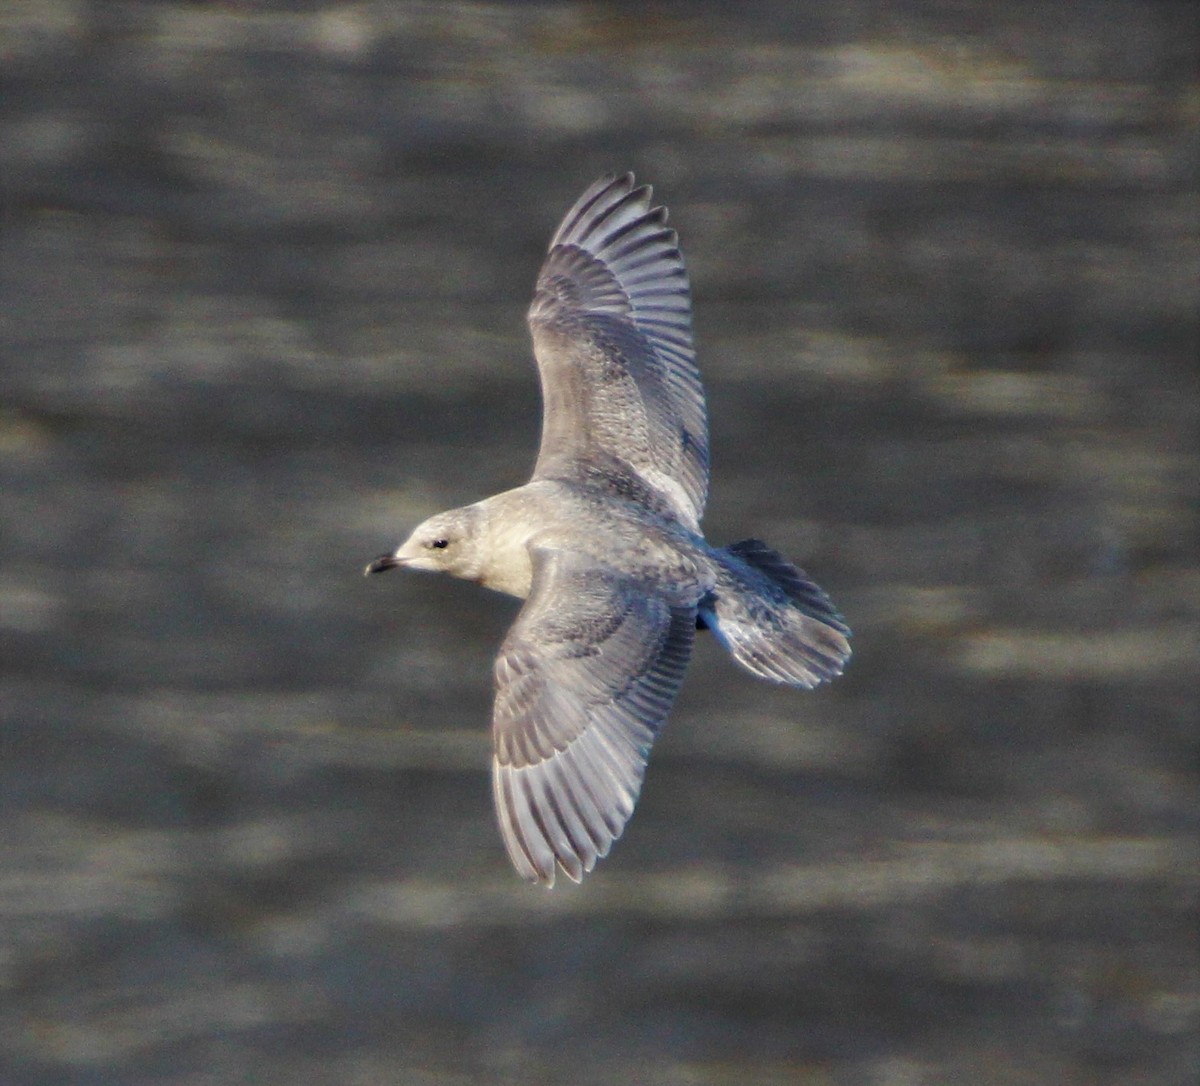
[699,538,851,688]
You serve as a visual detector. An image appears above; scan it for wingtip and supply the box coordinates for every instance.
[613,171,654,211]
[595,170,635,191]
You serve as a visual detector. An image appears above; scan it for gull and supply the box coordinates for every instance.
[367,174,850,885]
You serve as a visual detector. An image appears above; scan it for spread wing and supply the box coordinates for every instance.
[491,547,696,885]
[527,174,709,531]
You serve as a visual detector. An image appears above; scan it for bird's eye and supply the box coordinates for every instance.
[430,538,449,550]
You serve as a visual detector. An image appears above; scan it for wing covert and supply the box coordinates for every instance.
[527,175,709,529]
[491,547,696,885]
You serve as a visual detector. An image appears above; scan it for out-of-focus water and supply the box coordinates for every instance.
[1,3,1197,1084]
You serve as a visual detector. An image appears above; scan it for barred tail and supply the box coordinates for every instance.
[699,539,851,688]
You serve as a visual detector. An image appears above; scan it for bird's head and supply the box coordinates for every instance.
[365,506,485,581]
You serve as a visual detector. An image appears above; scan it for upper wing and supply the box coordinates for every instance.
[491,547,696,885]
[527,174,709,531]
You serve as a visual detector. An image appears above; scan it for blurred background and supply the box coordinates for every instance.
[1,2,1197,1084]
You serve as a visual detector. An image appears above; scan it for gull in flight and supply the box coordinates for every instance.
[367,174,850,885]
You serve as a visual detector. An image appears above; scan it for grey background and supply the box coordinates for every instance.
[1,2,1197,1084]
